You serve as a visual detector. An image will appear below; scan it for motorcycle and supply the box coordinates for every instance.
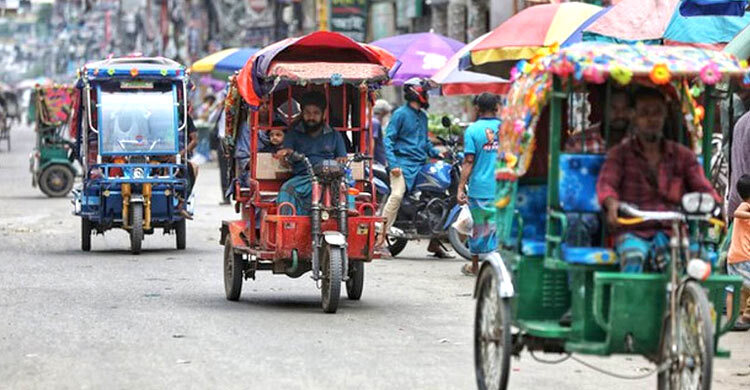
[374,116,472,259]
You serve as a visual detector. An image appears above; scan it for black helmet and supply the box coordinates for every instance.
[403,78,430,108]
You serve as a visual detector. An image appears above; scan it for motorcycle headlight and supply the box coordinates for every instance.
[681,192,715,214]
[133,167,145,179]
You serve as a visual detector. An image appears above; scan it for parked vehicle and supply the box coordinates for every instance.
[71,56,193,254]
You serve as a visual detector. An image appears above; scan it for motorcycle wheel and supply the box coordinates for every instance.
[657,281,713,390]
[39,164,74,197]
[129,203,144,254]
[387,236,408,257]
[321,244,343,313]
[474,265,512,390]
[448,226,473,261]
[346,260,365,300]
[223,239,244,301]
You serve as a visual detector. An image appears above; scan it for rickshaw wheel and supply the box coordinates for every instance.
[386,236,407,257]
[39,164,74,197]
[448,226,473,261]
[474,265,512,390]
[657,281,713,390]
[223,239,243,301]
[321,244,343,313]
[129,203,143,255]
[175,219,186,250]
[81,218,92,252]
[346,260,365,300]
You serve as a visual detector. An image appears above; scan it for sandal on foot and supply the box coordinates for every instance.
[461,263,477,276]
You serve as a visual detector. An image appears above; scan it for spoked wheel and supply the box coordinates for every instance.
[386,236,408,257]
[474,265,513,390]
[658,281,714,390]
[321,244,343,313]
[39,165,74,197]
[81,218,92,252]
[223,239,244,301]
[448,226,473,261]
[346,260,364,300]
[175,219,186,250]
[129,203,143,255]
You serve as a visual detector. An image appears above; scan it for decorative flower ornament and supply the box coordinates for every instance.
[330,73,343,86]
[550,57,574,78]
[583,66,606,84]
[690,85,702,98]
[160,69,168,76]
[609,64,632,85]
[699,62,721,85]
[130,68,139,78]
[741,59,748,69]
[107,68,115,76]
[649,63,671,85]
[694,105,705,125]
[505,153,518,168]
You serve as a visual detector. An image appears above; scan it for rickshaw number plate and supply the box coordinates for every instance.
[121,81,154,89]
[357,224,368,235]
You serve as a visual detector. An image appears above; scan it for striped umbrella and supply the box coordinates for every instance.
[191,48,259,80]
[431,33,509,96]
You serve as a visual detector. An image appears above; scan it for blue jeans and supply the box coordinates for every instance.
[615,232,670,273]
[277,174,312,216]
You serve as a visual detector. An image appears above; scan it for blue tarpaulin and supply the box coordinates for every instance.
[679,0,747,17]
[666,2,750,44]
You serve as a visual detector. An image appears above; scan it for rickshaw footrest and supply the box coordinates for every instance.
[715,348,731,358]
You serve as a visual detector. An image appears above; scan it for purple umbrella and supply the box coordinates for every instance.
[371,32,465,85]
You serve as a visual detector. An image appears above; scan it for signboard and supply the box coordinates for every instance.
[330,0,368,42]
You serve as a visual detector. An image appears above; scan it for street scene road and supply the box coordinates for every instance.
[1,126,748,389]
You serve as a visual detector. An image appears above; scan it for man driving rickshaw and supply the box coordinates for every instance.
[274,91,347,215]
[597,87,721,273]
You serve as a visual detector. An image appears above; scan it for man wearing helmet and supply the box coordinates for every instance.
[376,78,451,258]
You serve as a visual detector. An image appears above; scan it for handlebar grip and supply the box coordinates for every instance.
[708,217,726,229]
[616,217,645,226]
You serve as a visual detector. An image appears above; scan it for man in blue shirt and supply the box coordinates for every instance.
[276,91,347,215]
[376,78,449,257]
[456,93,501,275]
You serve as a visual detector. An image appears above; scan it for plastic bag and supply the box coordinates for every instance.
[452,205,473,236]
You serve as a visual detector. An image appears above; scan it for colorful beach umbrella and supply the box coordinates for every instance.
[464,2,604,78]
[584,0,750,49]
[371,32,464,85]
[213,48,259,79]
[191,48,238,74]
[431,33,509,96]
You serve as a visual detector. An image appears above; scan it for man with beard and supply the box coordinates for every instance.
[275,91,347,216]
[597,87,720,273]
[564,89,632,153]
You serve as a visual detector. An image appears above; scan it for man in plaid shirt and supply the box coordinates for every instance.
[596,87,720,272]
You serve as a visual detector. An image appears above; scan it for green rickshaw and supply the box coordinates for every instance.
[473,43,745,390]
[29,84,78,197]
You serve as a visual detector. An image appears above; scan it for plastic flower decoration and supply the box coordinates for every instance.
[583,66,606,84]
[609,64,632,86]
[650,63,671,85]
[130,68,139,78]
[699,62,721,85]
[330,73,343,86]
[694,105,705,125]
[107,68,116,76]
[741,59,748,69]
[505,152,518,168]
[160,69,168,76]
[550,57,574,78]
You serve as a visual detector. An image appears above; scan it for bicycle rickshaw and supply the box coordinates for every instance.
[71,56,193,254]
[220,31,395,313]
[471,43,745,389]
[29,84,78,197]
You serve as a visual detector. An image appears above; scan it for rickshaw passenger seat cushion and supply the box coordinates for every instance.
[522,239,546,257]
[512,184,548,241]
[558,154,605,213]
[561,245,617,265]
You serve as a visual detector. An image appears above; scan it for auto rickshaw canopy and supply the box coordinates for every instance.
[498,42,749,180]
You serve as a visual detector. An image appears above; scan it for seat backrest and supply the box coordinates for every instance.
[559,154,605,213]
[514,184,548,241]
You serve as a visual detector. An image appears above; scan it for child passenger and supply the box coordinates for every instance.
[727,174,750,331]
[259,129,284,153]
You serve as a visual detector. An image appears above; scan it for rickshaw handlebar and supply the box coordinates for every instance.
[618,203,685,223]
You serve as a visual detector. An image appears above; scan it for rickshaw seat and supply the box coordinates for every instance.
[561,245,617,265]
[513,184,548,257]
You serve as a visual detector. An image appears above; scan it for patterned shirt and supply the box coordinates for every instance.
[596,136,719,238]
[564,126,607,154]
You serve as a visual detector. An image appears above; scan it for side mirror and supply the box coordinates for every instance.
[441,116,452,128]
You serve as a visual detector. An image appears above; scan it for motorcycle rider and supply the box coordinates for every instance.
[376,78,451,258]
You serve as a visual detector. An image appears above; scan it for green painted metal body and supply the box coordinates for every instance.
[500,76,744,359]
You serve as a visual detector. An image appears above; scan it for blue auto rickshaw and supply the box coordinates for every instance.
[72,57,193,254]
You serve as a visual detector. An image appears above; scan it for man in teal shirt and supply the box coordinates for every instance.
[377,78,449,257]
[457,93,501,275]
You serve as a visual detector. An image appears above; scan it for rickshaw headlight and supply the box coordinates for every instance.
[681,192,715,214]
[133,167,145,179]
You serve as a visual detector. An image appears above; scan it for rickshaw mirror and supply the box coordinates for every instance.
[441,116,451,128]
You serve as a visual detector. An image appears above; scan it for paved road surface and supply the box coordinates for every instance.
[1,126,748,389]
